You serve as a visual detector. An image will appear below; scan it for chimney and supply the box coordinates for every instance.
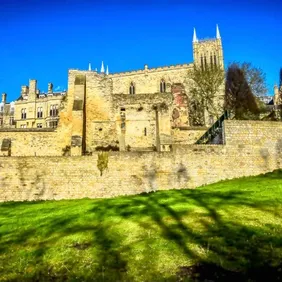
[48,83,53,93]
[28,79,37,100]
[2,93,7,104]
[21,85,29,99]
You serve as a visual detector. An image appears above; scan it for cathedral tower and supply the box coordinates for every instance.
[192,25,224,69]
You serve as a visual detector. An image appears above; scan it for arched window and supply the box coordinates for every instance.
[50,105,59,117]
[210,54,213,67]
[200,55,204,70]
[160,79,166,93]
[214,53,217,67]
[37,107,43,118]
[129,82,135,95]
[21,108,26,119]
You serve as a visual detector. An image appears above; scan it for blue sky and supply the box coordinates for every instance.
[0,0,281,102]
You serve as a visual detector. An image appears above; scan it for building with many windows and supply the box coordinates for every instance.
[1,80,66,129]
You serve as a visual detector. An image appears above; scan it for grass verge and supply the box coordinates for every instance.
[1,170,282,281]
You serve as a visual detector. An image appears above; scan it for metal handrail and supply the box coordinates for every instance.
[196,110,231,144]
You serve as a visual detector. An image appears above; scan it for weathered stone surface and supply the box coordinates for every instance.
[71,135,82,147]
[0,120,281,202]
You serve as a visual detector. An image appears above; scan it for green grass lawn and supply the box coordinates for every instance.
[1,170,282,281]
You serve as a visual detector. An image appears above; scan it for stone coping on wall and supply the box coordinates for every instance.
[0,128,56,132]
[0,145,226,159]
[69,63,193,78]
[224,120,282,126]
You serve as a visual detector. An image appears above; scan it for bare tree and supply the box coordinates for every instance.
[187,64,225,125]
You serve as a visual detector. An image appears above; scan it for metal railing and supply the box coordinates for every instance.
[196,110,231,144]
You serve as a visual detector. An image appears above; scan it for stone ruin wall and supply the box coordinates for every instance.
[109,64,193,95]
[0,120,282,202]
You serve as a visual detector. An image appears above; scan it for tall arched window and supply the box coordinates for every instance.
[160,79,166,93]
[21,108,26,119]
[200,55,204,70]
[210,54,213,67]
[129,82,135,95]
[214,53,217,67]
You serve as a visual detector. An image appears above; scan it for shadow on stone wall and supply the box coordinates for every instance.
[16,158,54,201]
[143,161,190,193]
[176,162,189,184]
[276,139,282,169]
[143,163,157,192]
[259,148,270,171]
[259,139,282,172]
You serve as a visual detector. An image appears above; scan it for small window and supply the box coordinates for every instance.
[37,123,42,128]
[129,82,135,95]
[9,116,14,125]
[21,108,26,119]
[160,79,166,93]
[49,121,58,128]
[37,107,43,118]
[200,55,204,70]
[0,117,3,126]
[210,55,213,67]
[50,105,59,117]
[120,108,126,118]
[144,127,147,136]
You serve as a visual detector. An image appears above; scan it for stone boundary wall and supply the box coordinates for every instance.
[0,131,61,157]
[224,120,282,147]
[0,120,282,202]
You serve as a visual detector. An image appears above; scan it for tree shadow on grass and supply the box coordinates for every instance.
[1,171,282,281]
[87,178,282,281]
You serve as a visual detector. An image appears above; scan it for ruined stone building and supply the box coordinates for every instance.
[0,26,225,156]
